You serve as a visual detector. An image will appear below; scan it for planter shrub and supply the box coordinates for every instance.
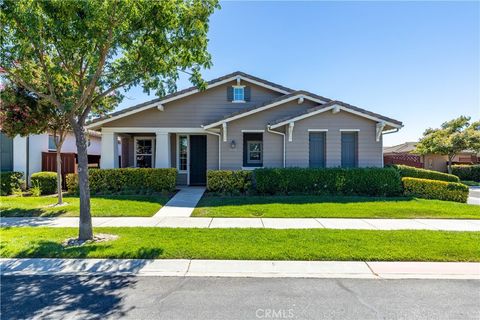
[0,171,24,195]
[30,171,57,195]
[207,170,252,195]
[392,164,459,183]
[67,168,177,194]
[402,177,469,203]
[254,167,403,196]
[452,165,480,182]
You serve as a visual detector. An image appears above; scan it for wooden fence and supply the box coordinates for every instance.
[383,154,423,168]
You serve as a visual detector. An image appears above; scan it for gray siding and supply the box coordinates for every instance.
[104,81,283,128]
[285,111,383,168]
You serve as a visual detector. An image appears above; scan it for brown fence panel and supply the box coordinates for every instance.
[384,154,423,168]
[41,152,77,189]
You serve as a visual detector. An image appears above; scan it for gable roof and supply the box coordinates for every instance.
[86,71,295,129]
[383,142,417,154]
[268,100,403,129]
[202,90,331,129]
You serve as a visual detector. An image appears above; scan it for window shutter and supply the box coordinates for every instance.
[227,87,233,101]
[244,86,251,101]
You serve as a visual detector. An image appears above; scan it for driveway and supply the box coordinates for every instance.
[468,187,480,205]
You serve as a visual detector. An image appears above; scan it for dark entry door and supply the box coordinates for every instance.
[189,135,207,185]
[309,132,326,168]
[341,132,358,168]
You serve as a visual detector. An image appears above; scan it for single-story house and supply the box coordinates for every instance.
[87,71,403,185]
[384,142,479,172]
[0,130,103,183]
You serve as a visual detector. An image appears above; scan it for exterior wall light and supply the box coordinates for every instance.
[230,140,236,149]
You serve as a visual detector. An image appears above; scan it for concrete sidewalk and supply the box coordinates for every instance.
[1,258,479,280]
[2,216,480,231]
[468,187,480,205]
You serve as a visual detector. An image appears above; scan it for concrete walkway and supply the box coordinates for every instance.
[153,187,206,217]
[1,258,479,279]
[468,187,480,205]
[2,216,480,231]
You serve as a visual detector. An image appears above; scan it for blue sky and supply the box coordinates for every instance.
[118,1,479,146]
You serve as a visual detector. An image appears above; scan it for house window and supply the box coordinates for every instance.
[233,86,244,102]
[178,135,188,172]
[243,133,263,167]
[135,138,154,168]
[48,135,58,151]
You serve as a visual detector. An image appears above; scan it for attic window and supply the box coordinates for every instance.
[233,86,245,102]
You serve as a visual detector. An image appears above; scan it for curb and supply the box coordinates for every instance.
[1,259,479,280]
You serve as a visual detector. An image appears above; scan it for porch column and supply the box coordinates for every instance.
[100,131,119,169]
[155,132,171,168]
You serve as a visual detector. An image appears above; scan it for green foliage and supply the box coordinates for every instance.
[452,165,480,182]
[30,172,57,195]
[392,164,460,182]
[402,177,469,203]
[30,181,42,197]
[253,167,403,197]
[0,171,24,195]
[415,116,480,172]
[206,170,253,195]
[67,168,177,194]
[66,173,79,194]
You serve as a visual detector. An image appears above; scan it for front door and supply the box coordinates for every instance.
[189,135,207,185]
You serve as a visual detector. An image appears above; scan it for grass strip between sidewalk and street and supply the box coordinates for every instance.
[192,195,480,219]
[1,227,479,262]
[0,195,170,217]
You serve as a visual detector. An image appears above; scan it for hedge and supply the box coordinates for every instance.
[452,165,480,182]
[67,168,177,194]
[402,177,469,203]
[392,164,459,183]
[30,172,57,195]
[253,167,403,196]
[206,170,253,195]
[0,171,24,195]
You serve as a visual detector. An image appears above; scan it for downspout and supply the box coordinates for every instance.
[267,126,286,168]
[204,129,222,170]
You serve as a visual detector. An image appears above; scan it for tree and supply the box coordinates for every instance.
[415,116,480,174]
[0,83,69,204]
[1,0,218,240]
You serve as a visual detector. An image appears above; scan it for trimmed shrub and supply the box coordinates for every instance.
[30,171,57,195]
[392,164,459,183]
[452,165,480,182]
[402,177,469,203]
[66,173,79,194]
[253,167,403,197]
[207,170,252,195]
[67,168,177,194]
[0,171,24,195]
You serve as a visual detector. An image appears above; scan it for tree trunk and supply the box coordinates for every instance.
[55,148,63,204]
[447,156,454,174]
[71,122,93,240]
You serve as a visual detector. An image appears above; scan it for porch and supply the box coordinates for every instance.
[100,128,220,185]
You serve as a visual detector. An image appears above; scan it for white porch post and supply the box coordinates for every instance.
[100,131,119,169]
[13,135,27,178]
[155,132,171,168]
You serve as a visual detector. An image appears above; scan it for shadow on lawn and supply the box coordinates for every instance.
[0,208,67,218]
[197,195,415,207]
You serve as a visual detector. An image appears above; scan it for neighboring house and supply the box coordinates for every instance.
[1,130,102,183]
[87,71,403,186]
[384,141,479,172]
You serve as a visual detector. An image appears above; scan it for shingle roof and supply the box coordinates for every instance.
[87,71,295,126]
[383,142,417,154]
[268,99,403,127]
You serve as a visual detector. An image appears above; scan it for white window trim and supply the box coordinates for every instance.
[339,129,360,132]
[176,134,189,174]
[241,130,265,133]
[232,85,246,103]
[241,166,263,170]
[133,136,155,168]
[308,129,328,132]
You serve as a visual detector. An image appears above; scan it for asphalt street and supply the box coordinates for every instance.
[1,275,479,320]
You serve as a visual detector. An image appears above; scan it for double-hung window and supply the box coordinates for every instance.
[135,138,154,168]
[243,133,263,167]
[233,86,245,102]
[178,135,188,172]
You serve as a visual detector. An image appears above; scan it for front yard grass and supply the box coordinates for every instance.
[192,195,480,219]
[0,194,170,217]
[1,227,479,261]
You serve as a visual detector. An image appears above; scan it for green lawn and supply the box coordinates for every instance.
[192,195,480,219]
[1,227,478,261]
[0,195,170,217]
